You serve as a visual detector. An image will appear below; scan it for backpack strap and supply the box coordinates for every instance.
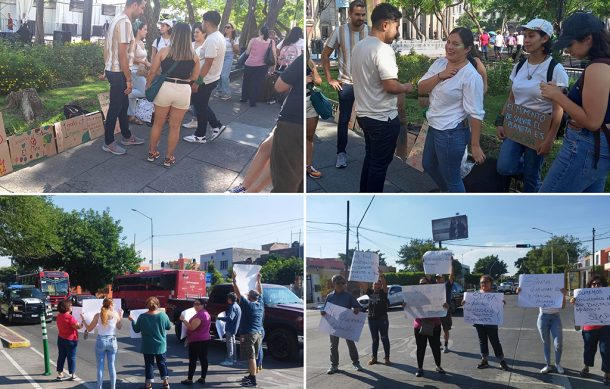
[579,58,610,168]
[546,57,558,83]
[514,57,527,76]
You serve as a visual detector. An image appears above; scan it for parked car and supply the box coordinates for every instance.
[70,293,97,307]
[498,282,516,294]
[449,282,464,314]
[0,285,53,325]
[357,285,405,312]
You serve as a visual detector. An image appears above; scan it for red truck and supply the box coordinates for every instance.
[166,283,303,361]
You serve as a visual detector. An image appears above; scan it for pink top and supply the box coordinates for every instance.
[187,310,211,343]
[413,317,441,329]
[57,312,79,341]
[245,38,273,67]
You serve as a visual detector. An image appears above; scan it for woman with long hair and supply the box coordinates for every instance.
[215,22,239,100]
[146,22,199,168]
[182,23,206,129]
[540,12,610,192]
[56,299,84,381]
[180,298,211,385]
[82,298,123,389]
[276,27,303,71]
[241,25,276,107]
[128,20,151,125]
[306,50,323,179]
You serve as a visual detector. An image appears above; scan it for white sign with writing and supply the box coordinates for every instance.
[348,251,380,283]
[463,292,504,325]
[318,302,367,342]
[517,274,564,308]
[80,299,122,334]
[423,250,453,275]
[233,264,262,296]
[403,283,448,320]
[129,309,150,338]
[180,307,196,340]
[70,307,85,333]
[216,311,226,339]
[574,287,610,326]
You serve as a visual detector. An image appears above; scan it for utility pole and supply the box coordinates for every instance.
[345,201,350,272]
[593,228,596,266]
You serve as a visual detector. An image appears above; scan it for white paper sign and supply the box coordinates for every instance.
[348,251,380,283]
[233,264,262,296]
[81,299,122,334]
[423,250,452,275]
[403,284,448,320]
[70,307,85,333]
[574,287,610,326]
[129,309,149,338]
[216,311,226,339]
[517,274,564,308]
[180,307,196,340]
[318,302,367,342]
[463,292,504,325]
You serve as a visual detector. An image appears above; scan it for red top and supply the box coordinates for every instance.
[57,312,79,341]
[583,325,604,331]
[480,33,489,46]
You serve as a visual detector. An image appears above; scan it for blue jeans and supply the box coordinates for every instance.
[475,325,504,359]
[368,315,390,359]
[216,54,234,95]
[96,335,118,389]
[57,337,78,374]
[104,71,132,145]
[337,84,355,154]
[257,328,265,367]
[144,353,168,384]
[497,138,545,192]
[357,116,400,193]
[582,326,610,372]
[537,312,562,365]
[128,70,146,117]
[540,127,610,192]
[422,124,470,192]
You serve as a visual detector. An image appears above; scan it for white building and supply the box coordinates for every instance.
[200,247,268,277]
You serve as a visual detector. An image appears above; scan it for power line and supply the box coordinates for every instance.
[154,218,303,238]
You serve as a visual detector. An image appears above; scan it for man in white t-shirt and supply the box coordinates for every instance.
[351,3,413,193]
[102,0,146,156]
[183,11,227,144]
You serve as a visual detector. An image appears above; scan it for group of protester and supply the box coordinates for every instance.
[477,30,524,60]
[309,1,610,193]
[54,271,265,388]
[322,270,610,385]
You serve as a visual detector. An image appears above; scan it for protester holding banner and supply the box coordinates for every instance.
[322,274,362,374]
[129,296,172,389]
[81,298,123,389]
[218,292,241,366]
[365,271,391,366]
[436,269,454,353]
[179,298,211,385]
[539,12,610,192]
[570,275,610,384]
[418,27,485,192]
[55,299,84,381]
[495,19,568,192]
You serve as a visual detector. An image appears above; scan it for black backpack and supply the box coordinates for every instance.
[63,103,89,119]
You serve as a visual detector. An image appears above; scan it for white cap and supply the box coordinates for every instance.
[159,19,173,28]
[521,19,554,37]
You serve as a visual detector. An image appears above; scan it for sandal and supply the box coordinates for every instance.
[163,155,176,168]
[147,150,160,162]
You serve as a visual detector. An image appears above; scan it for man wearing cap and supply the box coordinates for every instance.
[232,271,264,387]
[152,19,173,63]
[435,268,454,353]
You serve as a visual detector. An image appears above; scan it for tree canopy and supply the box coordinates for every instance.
[260,256,303,285]
[397,239,439,271]
[515,235,584,274]
[473,254,508,280]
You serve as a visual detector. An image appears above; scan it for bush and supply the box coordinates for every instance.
[486,61,514,96]
[383,271,426,286]
[396,52,434,96]
[0,49,54,94]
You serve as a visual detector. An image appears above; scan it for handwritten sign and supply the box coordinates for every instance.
[517,274,564,308]
[180,307,196,340]
[423,250,452,275]
[84,111,105,140]
[318,302,367,342]
[574,287,610,326]
[503,102,551,150]
[463,292,504,325]
[348,251,379,283]
[0,112,13,176]
[8,125,57,169]
[406,121,429,172]
[233,264,262,295]
[403,283,447,320]
[81,299,122,334]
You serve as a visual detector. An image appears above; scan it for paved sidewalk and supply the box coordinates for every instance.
[0,78,280,193]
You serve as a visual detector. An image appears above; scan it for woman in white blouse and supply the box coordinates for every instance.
[418,27,485,192]
[128,21,151,125]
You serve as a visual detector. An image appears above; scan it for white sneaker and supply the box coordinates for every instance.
[183,135,207,143]
[540,365,552,373]
[555,364,564,374]
[209,125,227,142]
[336,152,347,168]
[182,119,198,129]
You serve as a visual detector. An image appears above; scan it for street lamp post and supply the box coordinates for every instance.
[532,227,554,273]
[132,209,153,270]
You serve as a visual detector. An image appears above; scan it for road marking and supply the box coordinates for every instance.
[1,349,42,388]
[29,346,96,389]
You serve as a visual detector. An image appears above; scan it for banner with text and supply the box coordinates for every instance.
[423,250,453,275]
[463,292,504,325]
[318,302,367,342]
[574,287,610,326]
[403,283,448,320]
[348,251,380,283]
[503,102,551,150]
[517,274,564,308]
[233,264,262,296]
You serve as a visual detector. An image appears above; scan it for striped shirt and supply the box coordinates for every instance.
[325,23,369,84]
[104,13,134,72]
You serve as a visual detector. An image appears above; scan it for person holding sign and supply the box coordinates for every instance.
[435,269,454,353]
[495,19,569,192]
[179,298,211,385]
[570,275,610,384]
[55,299,84,381]
[322,274,362,374]
[217,292,241,367]
[81,298,123,389]
[128,297,172,389]
[365,270,391,366]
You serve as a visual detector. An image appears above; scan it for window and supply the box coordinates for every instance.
[220,261,228,270]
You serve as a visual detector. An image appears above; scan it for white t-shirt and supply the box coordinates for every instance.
[224,36,239,54]
[351,36,399,122]
[192,41,205,61]
[495,35,504,47]
[201,30,227,84]
[153,35,171,52]
[419,57,485,130]
[517,34,524,45]
[104,13,134,72]
[278,37,304,53]
[96,315,118,336]
[510,56,569,114]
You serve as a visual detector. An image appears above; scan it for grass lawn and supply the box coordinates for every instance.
[0,79,109,135]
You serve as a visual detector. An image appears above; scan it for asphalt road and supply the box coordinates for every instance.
[307,294,607,389]
[0,314,303,388]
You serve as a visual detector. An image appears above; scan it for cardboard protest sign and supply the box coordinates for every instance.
[8,125,58,169]
[348,251,379,283]
[0,112,13,176]
[216,311,226,339]
[98,92,120,134]
[81,298,122,334]
[423,250,453,275]
[517,274,564,308]
[129,309,149,338]
[574,287,610,326]
[84,111,105,140]
[463,292,504,325]
[180,307,196,340]
[503,102,551,150]
[403,283,448,320]
[54,115,89,153]
[406,121,429,172]
[318,302,367,342]
[233,264,262,295]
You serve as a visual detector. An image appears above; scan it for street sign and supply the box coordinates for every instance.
[205,273,211,283]
[432,215,468,242]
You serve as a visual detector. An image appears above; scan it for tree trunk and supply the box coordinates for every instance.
[405,15,423,40]
[6,89,44,123]
[463,2,483,34]
[185,0,195,25]
[240,0,258,49]
[35,0,44,44]
[265,0,285,31]
[275,19,290,36]
[221,0,235,29]
[143,0,161,55]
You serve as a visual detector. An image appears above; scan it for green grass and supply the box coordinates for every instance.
[0,79,108,135]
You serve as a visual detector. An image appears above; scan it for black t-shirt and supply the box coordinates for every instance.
[278,54,303,124]
[366,288,389,319]
[444,281,453,305]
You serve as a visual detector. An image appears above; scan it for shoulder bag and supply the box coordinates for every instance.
[309,86,333,120]
[145,60,179,102]
[264,40,275,66]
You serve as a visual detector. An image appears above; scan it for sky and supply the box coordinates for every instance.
[0,195,304,268]
[306,195,610,274]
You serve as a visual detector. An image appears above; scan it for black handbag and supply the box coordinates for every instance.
[419,319,435,336]
[264,41,275,66]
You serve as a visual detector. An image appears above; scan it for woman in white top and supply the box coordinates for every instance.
[128,21,151,125]
[496,19,569,192]
[81,298,123,389]
[151,20,172,63]
[215,22,239,100]
[418,27,485,192]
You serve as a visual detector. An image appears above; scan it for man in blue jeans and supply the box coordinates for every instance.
[351,3,413,192]
[102,0,146,155]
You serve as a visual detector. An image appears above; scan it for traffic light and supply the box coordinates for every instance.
[516,244,531,248]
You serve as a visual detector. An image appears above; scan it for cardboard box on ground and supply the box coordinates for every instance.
[0,113,13,176]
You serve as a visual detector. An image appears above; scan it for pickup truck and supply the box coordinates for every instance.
[166,283,303,361]
[0,285,53,325]
[498,282,517,294]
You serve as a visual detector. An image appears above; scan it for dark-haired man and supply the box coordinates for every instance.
[218,291,242,366]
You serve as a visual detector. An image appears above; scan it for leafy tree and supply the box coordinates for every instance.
[473,255,508,280]
[396,239,439,271]
[514,256,530,275]
[520,235,584,274]
[207,262,225,285]
[260,257,303,285]
[0,266,18,286]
